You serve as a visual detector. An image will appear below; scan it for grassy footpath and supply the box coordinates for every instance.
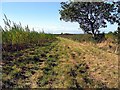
[2,37,118,88]
[56,37,118,88]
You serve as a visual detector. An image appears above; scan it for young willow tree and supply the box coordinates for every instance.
[59,1,119,39]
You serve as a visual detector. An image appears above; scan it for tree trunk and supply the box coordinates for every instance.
[90,21,96,38]
[92,31,95,38]
[91,25,96,39]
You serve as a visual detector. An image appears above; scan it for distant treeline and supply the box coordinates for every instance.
[58,31,118,43]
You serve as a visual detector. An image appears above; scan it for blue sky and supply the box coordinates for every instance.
[0,2,118,34]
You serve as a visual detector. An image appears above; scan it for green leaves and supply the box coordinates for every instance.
[59,1,119,37]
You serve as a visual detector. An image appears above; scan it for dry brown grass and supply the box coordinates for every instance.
[57,37,118,88]
[96,38,118,54]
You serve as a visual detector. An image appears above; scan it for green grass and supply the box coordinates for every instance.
[59,33,118,44]
[59,34,93,43]
[2,16,56,52]
[2,16,118,88]
[2,36,118,88]
[2,40,57,88]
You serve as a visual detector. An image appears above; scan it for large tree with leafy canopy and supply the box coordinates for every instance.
[59,0,120,38]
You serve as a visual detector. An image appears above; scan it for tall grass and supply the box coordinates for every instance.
[2,15,56,51]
